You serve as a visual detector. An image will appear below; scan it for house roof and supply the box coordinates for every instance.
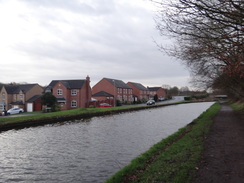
[10,101,24,105]
[48,80,86,89]
[128,82,148,91]
[105,78,131,89]
[0,83,4,90]
[27,95,42,102]
[4,84,37,94]
[147,87,161,91]
[92,91,114,97]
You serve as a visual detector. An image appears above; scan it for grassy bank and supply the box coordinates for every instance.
[0,101,188,131]
[105,102,220,183]
[230,101,244,114]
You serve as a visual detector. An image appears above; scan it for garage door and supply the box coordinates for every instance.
[27,103,33,112]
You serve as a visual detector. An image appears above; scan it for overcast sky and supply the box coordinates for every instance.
[0,0,190,88]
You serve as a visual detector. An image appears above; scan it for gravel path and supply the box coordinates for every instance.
[193,102,244,183]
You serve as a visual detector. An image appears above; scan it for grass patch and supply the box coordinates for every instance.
[105,102,221,183]
[230,101,244,114]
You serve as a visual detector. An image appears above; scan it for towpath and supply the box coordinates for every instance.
[193,102,244,183]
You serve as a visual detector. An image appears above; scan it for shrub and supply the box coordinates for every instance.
[184,96,191,100]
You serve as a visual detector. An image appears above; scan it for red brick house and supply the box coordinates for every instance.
[46,76,91,110]
[147,87,166,100]
[127,82,150,102]
[92,78,133,104]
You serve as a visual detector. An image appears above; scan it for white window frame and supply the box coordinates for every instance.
[71,90,77,96]
[71,100,77,107]
[57,89,63,95]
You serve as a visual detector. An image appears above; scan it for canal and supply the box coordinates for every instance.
[0,102,214,183]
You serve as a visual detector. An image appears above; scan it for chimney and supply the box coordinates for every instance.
[86,75,90,83]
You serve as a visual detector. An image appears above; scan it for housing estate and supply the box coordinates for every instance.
[45,76,91,110]
[0,76,167,112]
[92,78,133,105]
[127,82,150,102]
[0,84,44,112]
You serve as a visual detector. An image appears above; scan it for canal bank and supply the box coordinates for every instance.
[0,102,215,183]
[105,102,221,183]
[106,102,244,183]
[192,102,244,183]
[0,101,188,132]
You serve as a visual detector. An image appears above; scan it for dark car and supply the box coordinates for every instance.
[98,103,112,108]
[146,99,155,105]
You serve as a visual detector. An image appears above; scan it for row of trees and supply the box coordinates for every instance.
[162,84,207,97]
[155,0,244,101]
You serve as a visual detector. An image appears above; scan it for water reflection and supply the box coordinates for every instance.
[0,102,214,183]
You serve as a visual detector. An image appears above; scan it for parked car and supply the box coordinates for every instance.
[6,108,24,115]
[98,103,112,108]
[146,99,155,105]
[158,97,166,101]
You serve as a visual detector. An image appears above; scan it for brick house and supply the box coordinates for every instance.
[127,82,150,102]
[147,87,166,100]
[0,84,44,111]
[92,78,133,104]
[46,76,91,110]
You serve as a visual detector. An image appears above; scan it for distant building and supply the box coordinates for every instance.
[45,76,91,110]
[147,87,166,100]
[127,82,149,102]
[92,78,133,103]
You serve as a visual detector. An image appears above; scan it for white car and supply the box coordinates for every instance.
[7,108,24,115]
[146,99,155,105]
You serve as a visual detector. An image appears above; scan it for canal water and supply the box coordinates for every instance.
[0,102,214,183]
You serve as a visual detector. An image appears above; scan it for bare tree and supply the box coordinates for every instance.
[154,0,244,99]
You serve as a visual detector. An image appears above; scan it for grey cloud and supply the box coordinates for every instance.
[1,0,190,87]
[19,0,116,15]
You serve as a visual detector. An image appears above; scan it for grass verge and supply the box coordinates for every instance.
[105,102,220,183]
[230,101,244,114]
[0,101,189,130]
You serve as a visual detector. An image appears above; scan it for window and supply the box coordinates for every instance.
[71,100,77,107]
[2,92,5,99]
[20,94,23,100]
[123,95,127,101]
[57,89,63,95]
[71,90,77,95]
